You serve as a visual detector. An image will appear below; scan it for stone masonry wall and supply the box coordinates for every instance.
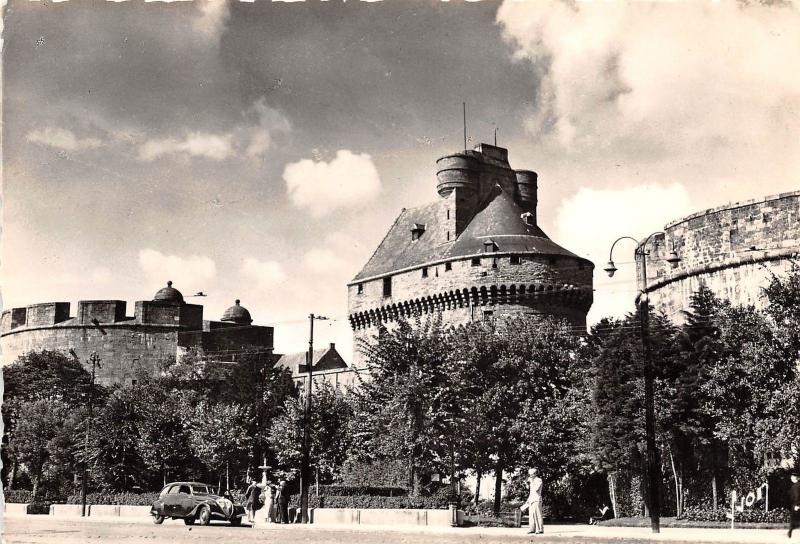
[643,191,800,321]
[1,324,180,386]
[348,253,593,365]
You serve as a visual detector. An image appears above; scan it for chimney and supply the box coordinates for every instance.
[329,342,336,350]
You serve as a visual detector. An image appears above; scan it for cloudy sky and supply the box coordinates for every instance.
[3,0,799,361]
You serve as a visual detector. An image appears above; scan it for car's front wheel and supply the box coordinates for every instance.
[152,513,165,525]
[198,505,211,526]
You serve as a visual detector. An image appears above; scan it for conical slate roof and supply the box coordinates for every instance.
[351,186,587,282]
[447,187,580,259]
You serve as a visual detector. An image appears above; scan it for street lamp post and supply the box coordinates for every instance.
[80,351,102,517]
[300,313,328,524]
[604,233,680,534]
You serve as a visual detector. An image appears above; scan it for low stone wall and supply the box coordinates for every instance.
[311,508,464,527]
[50,504,84,517]
[4,503,29,515]
[89,505,120,517]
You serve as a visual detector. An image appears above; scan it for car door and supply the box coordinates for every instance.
[176,484,194,517]
[161,485,179,516]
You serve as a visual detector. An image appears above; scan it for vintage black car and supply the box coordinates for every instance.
[150,482,246,526]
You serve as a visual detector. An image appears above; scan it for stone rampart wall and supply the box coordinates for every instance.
[643,191,800,320]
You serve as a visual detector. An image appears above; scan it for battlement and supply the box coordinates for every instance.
[435,144,538,237]
[1,298,204,335]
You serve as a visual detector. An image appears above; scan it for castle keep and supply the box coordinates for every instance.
[0,282,274,386]
[642,191,800,319]
[348,143,595,359]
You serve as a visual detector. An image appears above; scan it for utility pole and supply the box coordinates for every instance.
[604,235,681,534]
[81,351,101,517]
[300,314,328,523]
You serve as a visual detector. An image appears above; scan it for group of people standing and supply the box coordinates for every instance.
[244,479,291,527]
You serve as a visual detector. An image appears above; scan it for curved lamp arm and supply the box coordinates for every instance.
[607,236,641,263]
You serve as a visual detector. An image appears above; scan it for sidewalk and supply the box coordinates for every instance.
[253,522,793,542]
[6,512,793,542]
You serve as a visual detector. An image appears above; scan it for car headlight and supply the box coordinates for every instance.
[216,497,234,518]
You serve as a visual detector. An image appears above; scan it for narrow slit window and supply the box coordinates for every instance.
[383,277,392,297]
[422,267,428,278]
[445,262,452,272]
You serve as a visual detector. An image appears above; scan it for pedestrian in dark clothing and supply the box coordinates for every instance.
[790,473,800,538]
[276,480,290,523]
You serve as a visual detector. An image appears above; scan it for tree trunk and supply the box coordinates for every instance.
[475,469,483,507]
[669,448,681,518]
[8,459,17,491]
[608,473,617,519]
[493,459,503,515]
[32,474,40,501]
[712,474,718,512]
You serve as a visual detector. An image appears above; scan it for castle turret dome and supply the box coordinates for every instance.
[221,299,252,324]
[153,281,184,303]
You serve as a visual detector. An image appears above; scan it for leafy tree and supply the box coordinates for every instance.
[267,381,352,484]
[90,388,145,491]
[8,399,72,499]
[185,401,250,489]
[354,316,453,494]
[2,350,104,490]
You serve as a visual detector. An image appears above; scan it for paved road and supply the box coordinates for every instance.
[1,515,794,544]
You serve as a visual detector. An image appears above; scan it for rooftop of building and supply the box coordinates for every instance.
[351,185,590,283]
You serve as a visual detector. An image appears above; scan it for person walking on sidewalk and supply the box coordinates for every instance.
[520,467,544,534]
[789,472,800,538]
[276,480,290,523]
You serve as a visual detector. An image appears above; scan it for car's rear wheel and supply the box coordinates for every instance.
[184,516,195,526]
[152,513,165,525]
[229,515,242,527]
[198,505,211,526]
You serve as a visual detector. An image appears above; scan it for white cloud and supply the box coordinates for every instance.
[138,249,217,291]
[555,184,692,323]
[303,248,348,274]
[26,127,102,152]
[241,257,286,292]
[241,97,292,158]
[283,150,382,217]
[136,98,289,162]
[496,1,800,199]
[138,132,234,161]
[193,0,230,40]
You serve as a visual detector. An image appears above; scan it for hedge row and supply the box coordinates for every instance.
[4,490,33,503]
[289,494,451,509]
[65,492,160,506]
[314,485,407,497]
[681,506,790,523]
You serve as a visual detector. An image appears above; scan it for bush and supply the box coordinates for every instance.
[3,489,33,503]
[681,505,789,523]
[337,459,409,489]
[315,485,407,497]
[289,491,455,509]
[26,502,52,515]
[64,491,159,506]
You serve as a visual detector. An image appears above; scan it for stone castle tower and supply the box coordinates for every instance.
[347,143,594,362]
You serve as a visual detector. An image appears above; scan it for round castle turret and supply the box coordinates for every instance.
[348,144,594,364]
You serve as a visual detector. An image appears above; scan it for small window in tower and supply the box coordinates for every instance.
[446,209,450,220]
[422,267,428,278]
[131,379,137,386]
[383,277,392,297]
[471,257,481,267]
[483,310,494,321]
[492,259,498,269]
[447,231,450,241]
[357,283,364,294]
[445,262,452,272]
[510,255,521,265]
